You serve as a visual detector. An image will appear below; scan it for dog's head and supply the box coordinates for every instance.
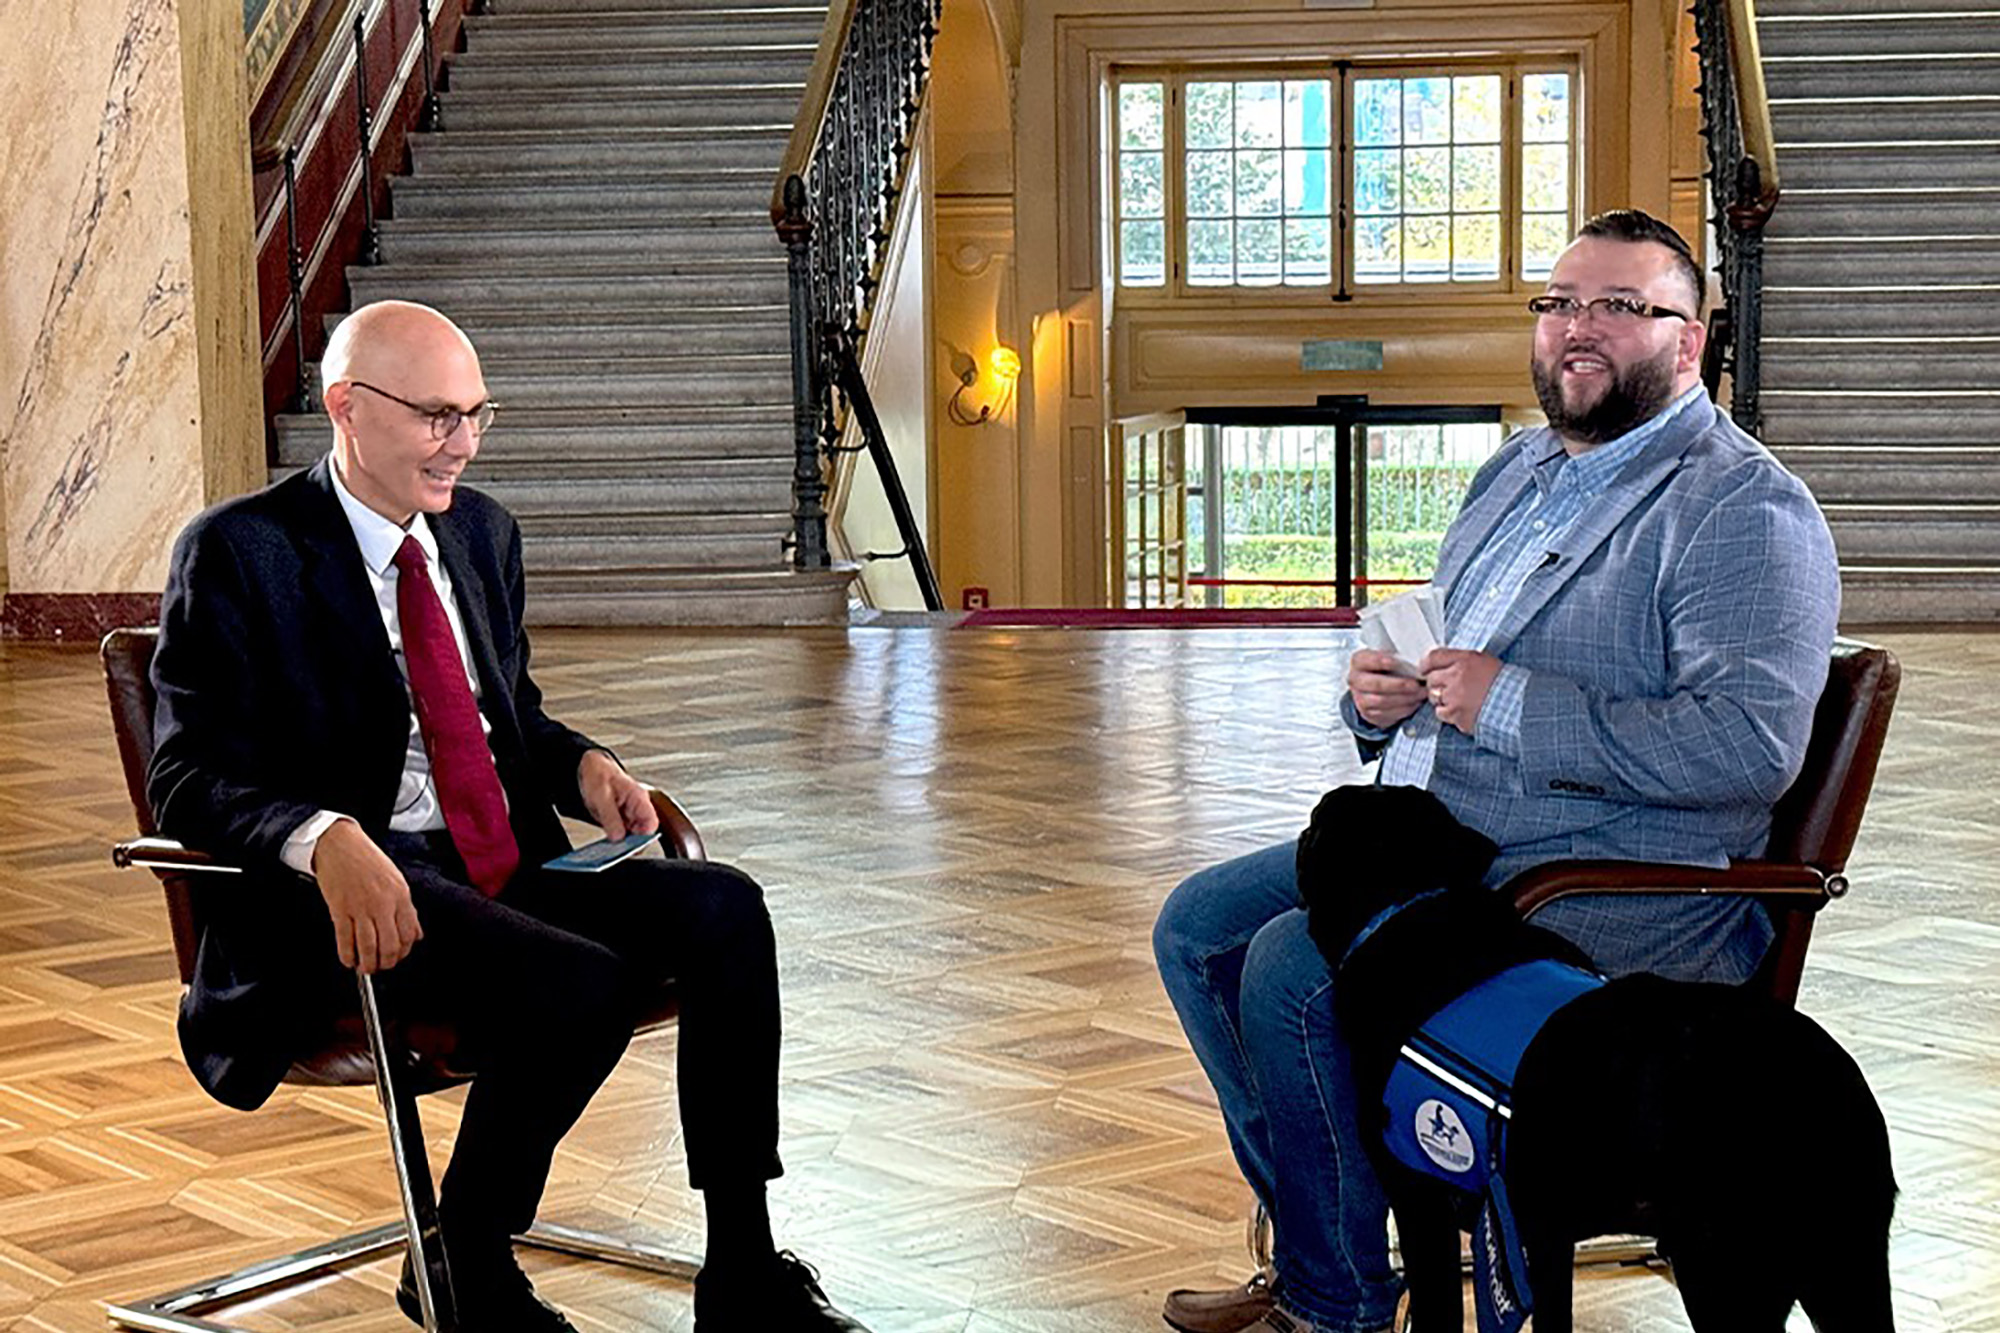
[1295,784,1499,956]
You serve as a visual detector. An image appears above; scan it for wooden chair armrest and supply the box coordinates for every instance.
[111,837,241,874]
[645,786,706,862]
[1507,859,1832,921]
[115,791,706,875]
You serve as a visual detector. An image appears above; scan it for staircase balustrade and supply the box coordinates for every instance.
[351,12,384,268]
[252,0,462,424]
[417,0,443,132]
[282,145,314,413]
[772,0,945,609]
[1693,0,1781,436]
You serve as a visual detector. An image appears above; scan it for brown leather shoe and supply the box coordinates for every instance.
[1162,1270,1274,1333]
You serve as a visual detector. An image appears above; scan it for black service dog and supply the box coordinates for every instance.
[1298,784,1896,1333]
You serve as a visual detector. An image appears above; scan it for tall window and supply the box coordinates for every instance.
[1113,61,1577,293]
[1351,74,1503,283]
[1184,79,1334,287]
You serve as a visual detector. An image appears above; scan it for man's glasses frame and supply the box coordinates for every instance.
[347,380,498,440]
[1527,295,1694,327]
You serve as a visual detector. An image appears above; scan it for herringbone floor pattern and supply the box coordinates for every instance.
[0,627,1991,1331]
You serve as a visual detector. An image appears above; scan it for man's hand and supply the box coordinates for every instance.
[579,748,659,841]
[312,819,422,974]
[1422,648,1504,736]
[1348,648,1429,729]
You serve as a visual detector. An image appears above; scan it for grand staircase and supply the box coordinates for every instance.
[1753,0,2000,623]
[274,0,854,626]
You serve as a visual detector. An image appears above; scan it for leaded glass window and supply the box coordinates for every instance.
[1351,74,1504,284]
[1109,60,1580,295]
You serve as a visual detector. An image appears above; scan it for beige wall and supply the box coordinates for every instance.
[933,0,1026,608]
[835,125,937,610]
[926,0,1696,606]
[0,0,260,610]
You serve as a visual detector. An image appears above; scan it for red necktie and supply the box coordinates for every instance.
[393,535,520,895]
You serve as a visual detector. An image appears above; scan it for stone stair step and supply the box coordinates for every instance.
[1761,393,2000,444]
[1772,97,2000,144]
[328,309,790,357]
[1758,13,2000,59]
[1766,238,2000,286]
[472,359,795,408]
[1823,504,2000,562]
[376,219,779,264]
[390,174,769,220]
[462,11,828,51]
[1778,141,2000,191]
[444,48,815,91]
[1761,0,2000,13]
[1833,563,2000,626]
[1760,285,2000,336]
[408,128,788,176]
[1760,335,2000,391]
[438,85,805,132]
[473,471,793,516]
[523,565,854,627]
[261,466,793,516]
[275,408,796,467]
[1770,187,2000,240]
[1760,54,2000,101]
[1776,445,2000,503]
[494,0,821,10]
[345,263,790,310]
[520,512,792,571]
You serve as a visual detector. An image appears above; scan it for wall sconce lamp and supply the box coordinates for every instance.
[947,346,1021,426]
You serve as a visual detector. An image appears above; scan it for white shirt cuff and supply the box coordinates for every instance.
[282,810,354,876]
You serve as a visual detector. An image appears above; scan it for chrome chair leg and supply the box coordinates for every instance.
[520,1220,702,1281]
[104,1223,407,1332]
[359,973,457,1332]
[107,980,698,1333]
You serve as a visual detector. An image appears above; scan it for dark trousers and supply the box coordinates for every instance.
[372,832,783,1245]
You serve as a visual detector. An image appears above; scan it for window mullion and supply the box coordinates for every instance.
[1170,77,1187,296]
[1334,60,1352,302]
[1504,74,1520,289]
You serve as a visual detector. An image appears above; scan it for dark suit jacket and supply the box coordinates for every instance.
[149,457,598,1109]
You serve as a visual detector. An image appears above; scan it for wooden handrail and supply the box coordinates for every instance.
[251,0,371,171]
[1725,0,1781,222]
[771,0,860,221]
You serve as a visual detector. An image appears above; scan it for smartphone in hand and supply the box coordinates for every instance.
[543,830,661,873]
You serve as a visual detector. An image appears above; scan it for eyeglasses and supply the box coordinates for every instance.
[1527,295,1693,327]
[348,381,497,440]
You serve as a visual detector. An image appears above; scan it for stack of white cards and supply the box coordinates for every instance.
[1357,586,1445,679]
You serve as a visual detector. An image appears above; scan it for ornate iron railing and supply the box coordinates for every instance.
[1693,0,1781,435]
[772,0,945,609]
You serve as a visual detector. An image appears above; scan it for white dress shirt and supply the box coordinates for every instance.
[279,461,493,875]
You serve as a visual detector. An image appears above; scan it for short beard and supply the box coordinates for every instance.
[1532,347,1678,447]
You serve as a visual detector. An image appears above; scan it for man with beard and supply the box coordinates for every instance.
[1151,211,1839,1333]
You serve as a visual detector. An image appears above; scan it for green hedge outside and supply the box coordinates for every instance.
[1215,531,1445,608]
[1220,463,1480,537]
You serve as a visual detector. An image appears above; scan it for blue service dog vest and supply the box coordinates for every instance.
[1376,951,1605,1333]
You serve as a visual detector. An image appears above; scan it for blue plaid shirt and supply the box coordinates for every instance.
[1380,385,1705,789]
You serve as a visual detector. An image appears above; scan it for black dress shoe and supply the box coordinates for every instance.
[396,1245,579,1332]
[694,1250,873,1331]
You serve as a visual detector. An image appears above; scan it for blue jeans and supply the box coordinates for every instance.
[1153,841,1401,1332]
[1153,839,1769,1331]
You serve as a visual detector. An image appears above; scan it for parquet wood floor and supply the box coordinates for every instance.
[0,626,1992,1332]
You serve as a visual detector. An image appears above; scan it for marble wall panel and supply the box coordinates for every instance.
[0,0,206,597]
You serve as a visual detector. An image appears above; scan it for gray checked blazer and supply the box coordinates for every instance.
[1346,393,1841,981]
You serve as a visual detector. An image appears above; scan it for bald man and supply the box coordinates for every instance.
[149,302,870,1332]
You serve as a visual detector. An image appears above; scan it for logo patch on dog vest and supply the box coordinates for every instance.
[1414,1098,1476,1172]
